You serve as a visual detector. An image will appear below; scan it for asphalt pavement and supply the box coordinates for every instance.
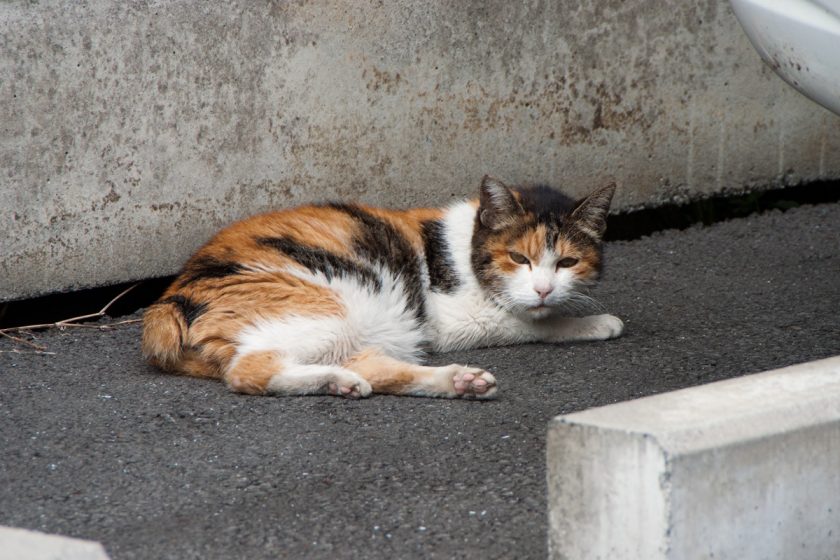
[2,202,839,559]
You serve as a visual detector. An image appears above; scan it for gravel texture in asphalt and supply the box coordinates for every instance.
[2,203,839,559]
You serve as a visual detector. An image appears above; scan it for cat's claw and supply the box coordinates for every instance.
[452,367,497,399]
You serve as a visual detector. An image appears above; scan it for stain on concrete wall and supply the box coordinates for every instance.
[2,0,839,300]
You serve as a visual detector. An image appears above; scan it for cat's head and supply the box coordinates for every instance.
[471,175,616,319]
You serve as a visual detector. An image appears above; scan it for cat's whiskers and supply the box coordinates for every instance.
[555,290,605,315]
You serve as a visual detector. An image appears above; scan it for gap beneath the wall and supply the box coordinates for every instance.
[1,180,838,330]
[603,179,839,241]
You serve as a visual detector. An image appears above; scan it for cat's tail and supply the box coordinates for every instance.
[141,298,188,371]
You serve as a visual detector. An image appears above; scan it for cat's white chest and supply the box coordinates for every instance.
[421,201,521,351]
[424,287,513,352]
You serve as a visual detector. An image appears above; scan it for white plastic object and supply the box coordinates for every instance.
[730,0,840,115]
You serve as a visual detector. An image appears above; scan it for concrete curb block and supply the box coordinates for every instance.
[0,526,110,560]
[547,356,840,559]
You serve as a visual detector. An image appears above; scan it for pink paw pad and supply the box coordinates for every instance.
[327,382,364,399]
[452,368,497,399]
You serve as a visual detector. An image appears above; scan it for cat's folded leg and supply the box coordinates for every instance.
[438,312,623,350]
[343,348,498,399]
[224,351,372,398]
[539,313,624,343]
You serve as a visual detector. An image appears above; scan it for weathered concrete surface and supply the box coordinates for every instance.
[2,2,840,297]
[547,356,840,560]
[0,526,110,560]
[2,203,838,559]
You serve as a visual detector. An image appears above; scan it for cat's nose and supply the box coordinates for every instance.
[534,286,554,300]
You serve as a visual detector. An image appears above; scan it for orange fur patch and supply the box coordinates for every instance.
[343,348,430,394]
[206,205,358,265]
[185,271,342,374]
[512,224,549,263]
[143,204,363,380]
[147,262,345,379]
[485,235,518,274]
[554,238,600,280]
[553,237,578,259]
[179,348,225,379]
[487,224,548,274]
[574,248,600,281]
[225,351,283,395]
[141,303,188,372]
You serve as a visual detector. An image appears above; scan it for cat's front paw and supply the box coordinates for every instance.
[450,366,498,399]
[580,313,624,340]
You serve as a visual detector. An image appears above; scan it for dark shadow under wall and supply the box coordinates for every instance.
[604,180,840,241]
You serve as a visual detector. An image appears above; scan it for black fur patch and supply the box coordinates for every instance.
[256,236,383,291]
[513,185,577,224]
[422,219,459,293]
[162,295,208,327]
[513,185,609,253]
[469,213,513,300]
[177,256,245,287]
[326,203,425,317]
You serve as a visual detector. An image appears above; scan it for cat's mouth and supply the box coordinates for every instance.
[526,303,554,319]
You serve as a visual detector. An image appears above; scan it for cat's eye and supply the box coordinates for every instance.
[556,257,579,269]
[509,251,530,266]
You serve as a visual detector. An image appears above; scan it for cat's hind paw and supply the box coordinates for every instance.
[451,367,498,399]
[326,373,372,399]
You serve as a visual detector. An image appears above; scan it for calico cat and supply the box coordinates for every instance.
[142,176,623,399]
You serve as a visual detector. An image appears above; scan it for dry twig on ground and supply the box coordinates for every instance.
[0,348,57,356]
[0,330,48,351]
[0,284,143,353]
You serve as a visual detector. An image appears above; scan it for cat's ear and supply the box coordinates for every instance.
[479,175,523,230]
[570,182,616,241]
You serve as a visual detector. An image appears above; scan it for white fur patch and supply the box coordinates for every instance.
[425,202,526,350]
[426,288,522,351]
[503,249,578,315]
[441,201,481,290]
[265,364,371,396]
[235,265,425,366]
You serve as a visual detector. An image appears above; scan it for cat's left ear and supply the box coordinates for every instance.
[479,175,524,231]
[570,182,616,241]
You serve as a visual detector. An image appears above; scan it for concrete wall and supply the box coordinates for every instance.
[3,0,840,301]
